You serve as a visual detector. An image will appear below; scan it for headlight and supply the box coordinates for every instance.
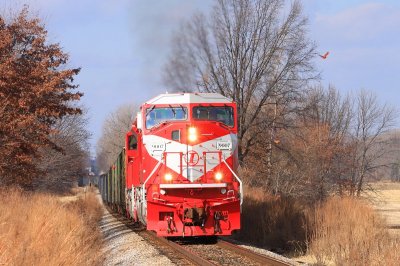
[164,173,172,181]
[215,172,223,181]
[188,126,197,142]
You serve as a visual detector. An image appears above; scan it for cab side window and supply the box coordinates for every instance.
[128,134,137,150]
[193,106,234,127]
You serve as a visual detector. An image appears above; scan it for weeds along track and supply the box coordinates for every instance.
[104,206,294,266]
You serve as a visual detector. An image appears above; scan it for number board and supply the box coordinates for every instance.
[151,143,165,151]
[216,141,232,150]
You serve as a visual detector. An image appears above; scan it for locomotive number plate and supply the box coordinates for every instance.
[216,141,232,150]
[151,143,165,151]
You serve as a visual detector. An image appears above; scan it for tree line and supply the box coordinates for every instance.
[97,0,399,203]
[0,7,89,191]
[165,0,399,201]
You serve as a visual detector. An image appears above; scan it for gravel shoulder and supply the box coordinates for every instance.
[99,203,174,266]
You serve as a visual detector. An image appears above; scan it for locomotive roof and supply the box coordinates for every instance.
[145,92,233,105]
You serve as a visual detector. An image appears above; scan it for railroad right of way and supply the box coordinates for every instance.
[99,199,300,266]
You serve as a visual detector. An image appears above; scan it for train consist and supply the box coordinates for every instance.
[99,93,242,237]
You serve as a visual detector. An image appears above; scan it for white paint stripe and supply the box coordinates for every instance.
[160,183,227,189]
[143,133,237,181]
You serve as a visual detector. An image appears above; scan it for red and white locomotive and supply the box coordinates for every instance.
[101,92,242,237]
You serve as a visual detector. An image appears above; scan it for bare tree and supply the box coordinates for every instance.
[266,88,397,200]
[239,85,356,201]
[96,104,137,172]
[349,90,397,196]
[34,110,91,192]
[163,0,318,162]
[258,86,353,201]
[296,86,353,200]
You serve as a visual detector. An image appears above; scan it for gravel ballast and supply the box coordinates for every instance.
[99,208,174,266]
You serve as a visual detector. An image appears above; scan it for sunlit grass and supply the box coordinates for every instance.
[0,187,103,265]
[309,196,400,266]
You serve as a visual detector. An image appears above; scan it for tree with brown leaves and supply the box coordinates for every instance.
[0,7,82,188]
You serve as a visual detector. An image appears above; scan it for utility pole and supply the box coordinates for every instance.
[267,97,277,187]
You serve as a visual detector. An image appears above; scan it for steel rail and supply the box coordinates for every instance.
[216,240,294,266]
[140,231,217,266]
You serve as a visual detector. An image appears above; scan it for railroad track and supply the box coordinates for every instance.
[139,230,216,266]
[104,206,296,266]
[216,239,294,266]
[139,230,294,266]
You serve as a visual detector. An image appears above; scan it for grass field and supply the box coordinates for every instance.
[364,181,400,231]
[294,181,400,265]
[0,187,103,265]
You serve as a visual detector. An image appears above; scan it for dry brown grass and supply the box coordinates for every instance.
[364,181,400,229]
[0,187,103,265]
[234,186,307,253]
[240,185,400,265]
[308,196,400,266]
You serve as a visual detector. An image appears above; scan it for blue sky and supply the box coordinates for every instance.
[2,0,400,152]
[305,0,400,100]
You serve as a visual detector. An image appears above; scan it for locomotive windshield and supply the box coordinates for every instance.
[193,106,234,127]
[146,106,187,129]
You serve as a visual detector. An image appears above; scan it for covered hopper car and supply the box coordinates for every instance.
[99,92,243,237]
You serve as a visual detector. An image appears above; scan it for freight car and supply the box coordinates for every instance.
[99,92,242,237]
